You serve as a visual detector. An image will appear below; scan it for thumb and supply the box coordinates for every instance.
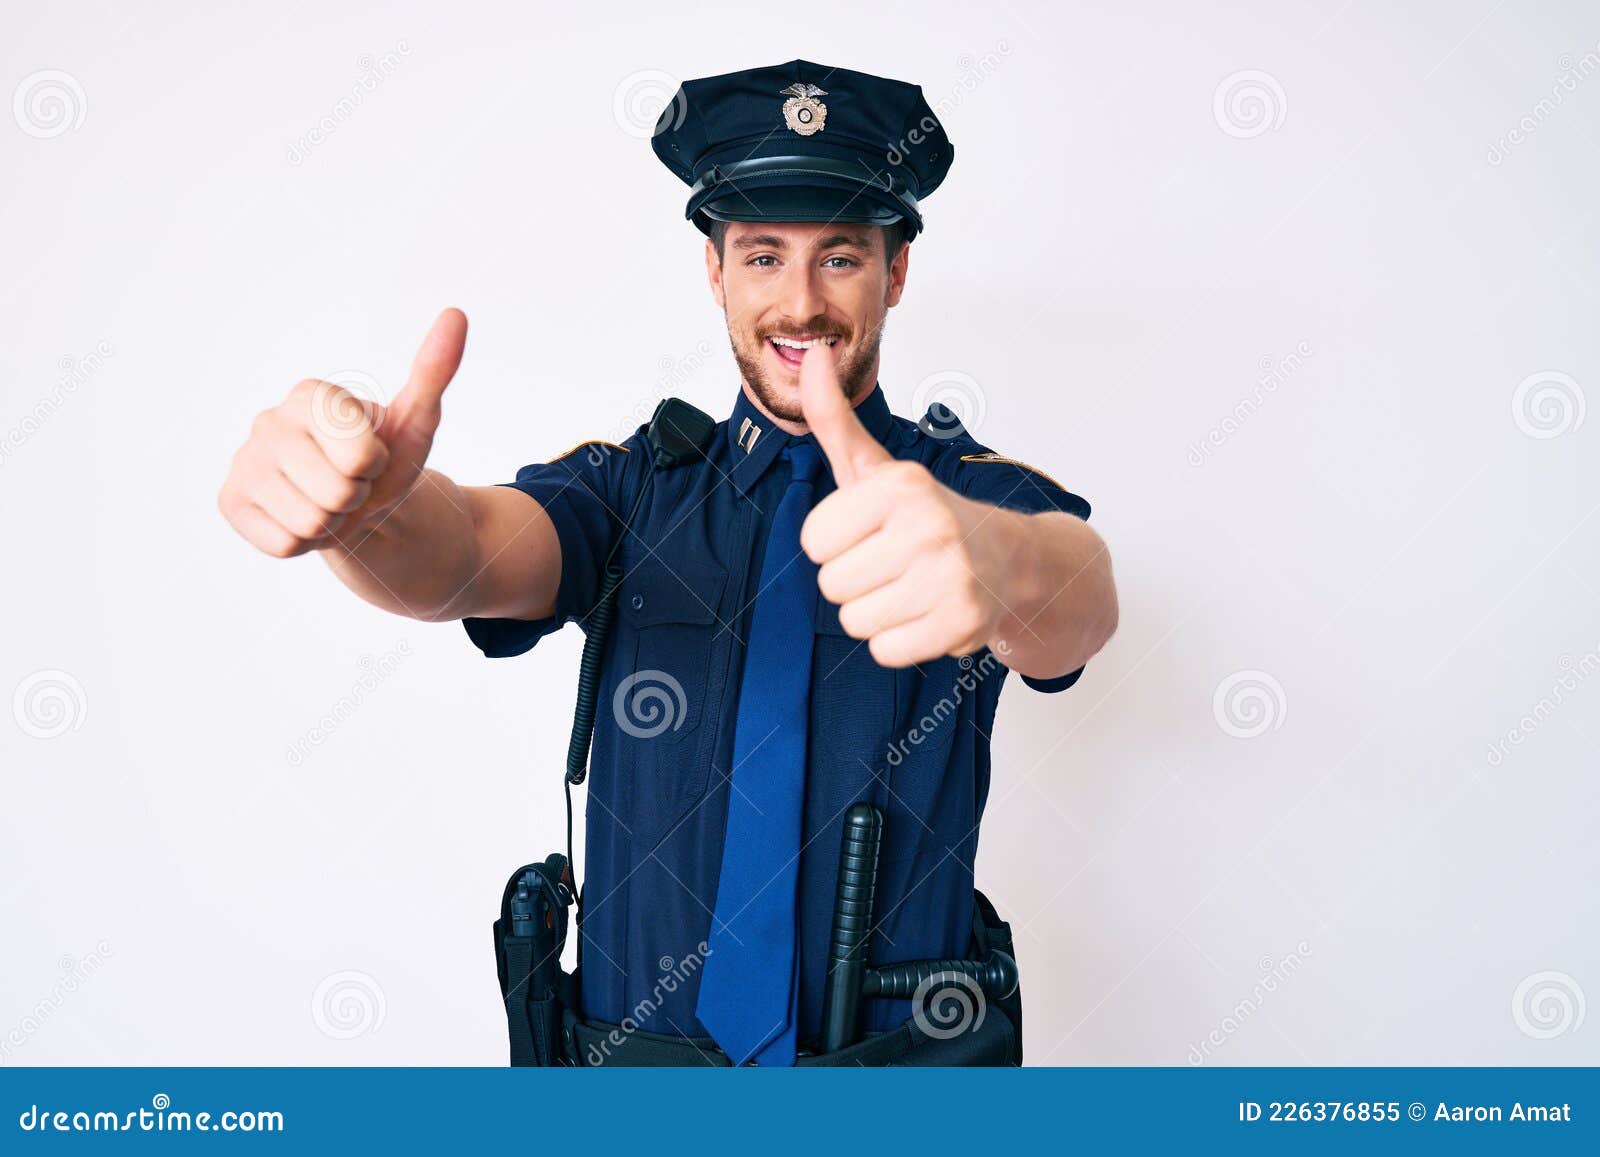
[798,343,891,488]
[385,307,467,444]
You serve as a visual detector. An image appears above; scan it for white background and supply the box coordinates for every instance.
[2,0,1595,1065]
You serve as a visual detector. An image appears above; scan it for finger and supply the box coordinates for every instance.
[944,628,993,659]
[816,519,927,603]
[798,341,891,487]
[302,387,391,479]
[320,424,390,482]
[388,307,467,441]
[799,474,898,563]
[863,611,955,670]
[836,575,937,640]
[278,431,373,514]
[227,501,313,559]
[249,470,347,543]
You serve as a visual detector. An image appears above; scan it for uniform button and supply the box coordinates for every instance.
[630,594,644,610]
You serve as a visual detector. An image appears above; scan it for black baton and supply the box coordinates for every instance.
[863,953,1018,1000]
[819,802,883,1053]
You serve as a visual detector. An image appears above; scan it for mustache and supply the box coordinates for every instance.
[756,323,850,342]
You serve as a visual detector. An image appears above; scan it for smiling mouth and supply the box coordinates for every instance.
[766,333,841,370]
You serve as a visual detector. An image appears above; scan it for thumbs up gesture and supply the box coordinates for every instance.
[798,345,1016,668]
[219,308,467,558]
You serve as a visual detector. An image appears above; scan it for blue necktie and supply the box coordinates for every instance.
[696,440,824,1065]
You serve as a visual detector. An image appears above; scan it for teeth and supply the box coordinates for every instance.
[771,336,839,349]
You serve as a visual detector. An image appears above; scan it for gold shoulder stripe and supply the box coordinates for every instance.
[959,452,1071,494]
[545,439,631,464]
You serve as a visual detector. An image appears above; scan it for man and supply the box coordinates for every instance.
[217,60,1118,1065]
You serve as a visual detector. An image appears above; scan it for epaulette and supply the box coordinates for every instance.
[957,450,1073,494]
[545,439,631,464]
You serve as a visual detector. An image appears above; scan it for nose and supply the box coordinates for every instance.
[775,257,825,326]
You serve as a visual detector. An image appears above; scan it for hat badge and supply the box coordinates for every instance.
[779,83,828,136]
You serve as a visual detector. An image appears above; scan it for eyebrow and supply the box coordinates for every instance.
[730,231,874,252]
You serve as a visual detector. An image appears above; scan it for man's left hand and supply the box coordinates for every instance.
[797,345,1024,669]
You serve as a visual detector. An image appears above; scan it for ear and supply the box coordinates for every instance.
[885,235,910,308]
[705,237,726,309]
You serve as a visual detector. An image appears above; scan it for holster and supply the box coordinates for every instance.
[492,855,575,1067]
[971,887,1025,1065]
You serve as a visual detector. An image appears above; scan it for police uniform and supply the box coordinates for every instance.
[470,60,1094,1063]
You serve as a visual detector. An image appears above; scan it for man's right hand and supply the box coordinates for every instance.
[218,308,468,558]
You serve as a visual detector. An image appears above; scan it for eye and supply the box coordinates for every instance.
[747,254,779,268]
[822,255,859,269]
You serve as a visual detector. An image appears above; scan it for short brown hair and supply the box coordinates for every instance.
[707,218,911,266]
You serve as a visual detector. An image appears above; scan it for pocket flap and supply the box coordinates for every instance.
[620,558,726,627]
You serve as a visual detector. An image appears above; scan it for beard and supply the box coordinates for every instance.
[728,311,885,422]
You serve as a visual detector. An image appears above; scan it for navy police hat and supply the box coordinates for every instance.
[651,60,954,237]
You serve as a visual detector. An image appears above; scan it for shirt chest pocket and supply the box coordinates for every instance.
[611,556,730,841]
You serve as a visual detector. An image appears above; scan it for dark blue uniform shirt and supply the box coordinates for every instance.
[464,383,1091,1046]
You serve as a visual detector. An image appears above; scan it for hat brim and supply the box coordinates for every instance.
[695,187,908,236]
[685,160,921,237]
